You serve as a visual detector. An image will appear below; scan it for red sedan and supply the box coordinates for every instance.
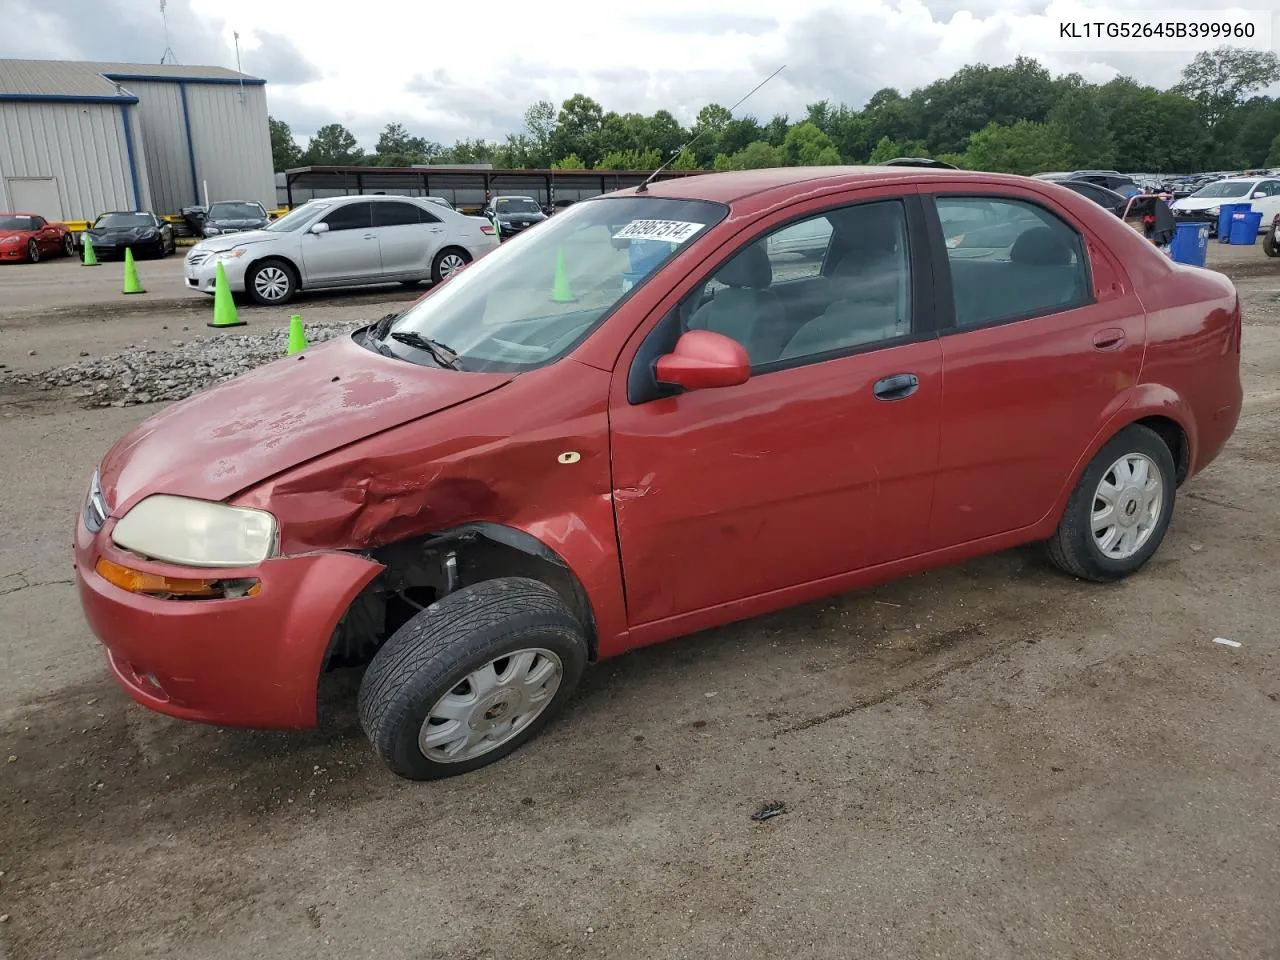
[74,167,1242,780]
[0,212,76,262]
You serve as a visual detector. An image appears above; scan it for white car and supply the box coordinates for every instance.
[184,194,498,305]
[1170,176,1280,235]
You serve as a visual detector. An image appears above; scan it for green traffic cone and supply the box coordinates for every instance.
[287,314,308,355]
[81,233,99,266]
[550,247,575,303]
[122,247,144,294]
[208,261,245,328]
[492,217,501,242]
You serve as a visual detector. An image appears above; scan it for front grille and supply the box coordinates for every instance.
[187,250,210,266]
[83,471,109,533]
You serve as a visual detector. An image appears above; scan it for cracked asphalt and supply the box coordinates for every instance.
[1,244,1278,960]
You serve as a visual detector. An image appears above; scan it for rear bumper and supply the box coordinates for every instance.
[75,511,383,728]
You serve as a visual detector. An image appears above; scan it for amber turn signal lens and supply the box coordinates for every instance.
[95,557,223,597]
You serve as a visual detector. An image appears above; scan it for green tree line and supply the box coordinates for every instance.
[269,47,1280,176]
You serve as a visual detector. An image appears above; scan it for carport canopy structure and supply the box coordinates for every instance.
[280,165,702,213]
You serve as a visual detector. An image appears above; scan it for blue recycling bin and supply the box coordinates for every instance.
[1228,210,1264,245]
[1169,221,1209,267]
[1216,203,1250,241]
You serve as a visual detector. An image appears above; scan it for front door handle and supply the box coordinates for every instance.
[873,373,919,401]
[1093,328,1126,350]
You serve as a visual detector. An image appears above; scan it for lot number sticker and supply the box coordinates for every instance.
[612,220,705,243]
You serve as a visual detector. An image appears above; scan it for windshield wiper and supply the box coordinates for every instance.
[389,330,464,370]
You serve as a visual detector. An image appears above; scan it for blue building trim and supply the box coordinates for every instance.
[178,82,201,205]
[103,73,266,87]
[120,104,142,211]
[0,93,138,104]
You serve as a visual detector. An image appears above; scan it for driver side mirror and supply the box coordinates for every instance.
[655,330,750,391]
[310,221,330,235]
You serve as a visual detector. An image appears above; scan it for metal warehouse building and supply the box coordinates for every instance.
[0,59,274,223]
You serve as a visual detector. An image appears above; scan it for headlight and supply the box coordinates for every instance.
[205,226,221,235]
[1206,207,1220,216]
[0,236,21,245]
[111,495,277,568]
[211,247,247,262]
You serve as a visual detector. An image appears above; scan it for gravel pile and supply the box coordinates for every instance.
[3,319,368,408]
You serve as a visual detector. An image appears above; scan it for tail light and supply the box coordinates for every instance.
[480,224,495,236]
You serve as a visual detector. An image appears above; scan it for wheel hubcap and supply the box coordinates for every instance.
[440,254,466,277]
[29,242,39,262]
[418,648,563,763]
[1092,452,1163,560]
[255,267,290,300]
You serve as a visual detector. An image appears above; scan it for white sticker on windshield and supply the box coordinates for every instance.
[612,219,705,243]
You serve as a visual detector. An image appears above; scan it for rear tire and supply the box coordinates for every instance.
[431,247,471,285]
[358,577,588,781]
[245,258,298,305]
[1046,425,1176,583]
[62,234,76,258]
[1264,230,1279,258]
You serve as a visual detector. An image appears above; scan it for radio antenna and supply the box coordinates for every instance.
[635,63,786,192]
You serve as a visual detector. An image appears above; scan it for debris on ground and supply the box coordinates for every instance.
[0,319,364,409]
[750,800,787,822]
[1213,637,1242,648]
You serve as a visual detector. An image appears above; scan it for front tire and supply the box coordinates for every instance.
[245,258,298,305]
[27,239,40,263]
[1264,229,1279,258]
[358,577,588,781]
[431,247,471,285]
[1046,425,1176,582]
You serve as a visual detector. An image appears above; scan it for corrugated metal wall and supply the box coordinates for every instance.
[0,100,145,220]
[126,79,197,213]
[184,83,275,210]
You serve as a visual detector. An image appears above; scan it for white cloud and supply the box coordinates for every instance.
[2,0,1276,148]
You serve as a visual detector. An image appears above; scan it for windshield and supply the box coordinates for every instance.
[264,202,328,232]
[94,213,153,228]
[383,196,728,372]
[0,215,36,230]
[208,201,266,219]
[1192,181,1254,199]
[496,198,542,214]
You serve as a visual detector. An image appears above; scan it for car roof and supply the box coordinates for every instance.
[617,166,1050,205]
[1,211,40,216]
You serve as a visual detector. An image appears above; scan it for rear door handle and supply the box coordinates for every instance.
[1093,328,1126,350]
[873,373,919,401]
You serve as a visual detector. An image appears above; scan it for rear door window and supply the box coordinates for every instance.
[372,201,426,227]
[933,196,1092,329]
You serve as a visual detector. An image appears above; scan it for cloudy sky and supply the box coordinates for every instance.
[2,0,1276,149]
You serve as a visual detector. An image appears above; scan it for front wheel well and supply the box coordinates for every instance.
[1132,415,1189,484]
[322,524,598,671]
[246,254,302,289]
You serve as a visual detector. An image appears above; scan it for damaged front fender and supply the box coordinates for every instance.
[230,360,630,654]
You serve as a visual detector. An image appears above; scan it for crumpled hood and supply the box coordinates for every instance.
[98,334,514,514]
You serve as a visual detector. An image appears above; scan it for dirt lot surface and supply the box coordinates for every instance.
[1,244,1278,960]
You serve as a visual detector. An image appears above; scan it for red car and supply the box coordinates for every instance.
[0,212,76,262]
[74,167,1243,780]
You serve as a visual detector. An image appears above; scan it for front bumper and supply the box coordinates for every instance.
[74,506,382,728]
[184,251,249,294]
[0,244,29,261]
